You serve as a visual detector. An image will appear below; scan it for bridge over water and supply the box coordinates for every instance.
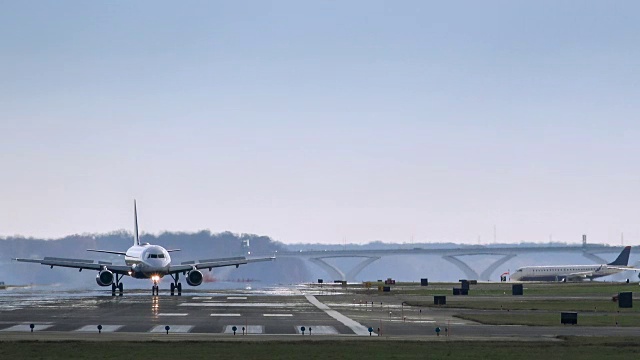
[276,244,632,281]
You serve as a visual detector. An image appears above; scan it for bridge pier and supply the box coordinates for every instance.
[480,254,517,281]
[309,256,381,282]
[443,253,517,281]
[309,258,345,281]
[346,256,381,281]
[442,255,479,280]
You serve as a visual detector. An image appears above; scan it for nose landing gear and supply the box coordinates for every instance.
[152,281,159,296]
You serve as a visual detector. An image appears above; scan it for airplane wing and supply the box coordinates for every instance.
[14,257,132,275]
[566,271,594,276]
[564,271,595,280]
[167,256,275,274]
[606,267,640,271]
[87,249,128,256]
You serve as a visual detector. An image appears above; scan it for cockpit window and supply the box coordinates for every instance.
[158,254,165,258]
[147,253,164,259]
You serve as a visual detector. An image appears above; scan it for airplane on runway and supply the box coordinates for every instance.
[14,201,275,296]
[510,246,639,282]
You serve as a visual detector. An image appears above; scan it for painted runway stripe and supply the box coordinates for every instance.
[157,313,189,316]
[303,294,374,336]
[192,297,212,300]
[1,324,53,332]
[180,302,307,307]
[223,325,263,334]
[75,325,123,332]
[227,296,247,300]
[150,325,193,333]
[263,314,293,317]
[210,313,241,317]
[295,325,338,335]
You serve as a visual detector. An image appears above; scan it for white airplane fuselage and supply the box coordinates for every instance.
[511,264,625,282]
[124,244,171,279]
[510,246,634,282]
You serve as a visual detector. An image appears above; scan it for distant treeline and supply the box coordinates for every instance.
[0,232,630,286]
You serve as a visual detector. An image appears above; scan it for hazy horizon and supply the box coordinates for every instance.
[0,228,630,248]
[2,2,639,245]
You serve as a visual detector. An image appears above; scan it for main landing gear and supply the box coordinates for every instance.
[111,274,124,296]
[170,273,182,296]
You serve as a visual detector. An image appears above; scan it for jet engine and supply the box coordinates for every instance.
[96,270,114,286]
[186,270,203,286]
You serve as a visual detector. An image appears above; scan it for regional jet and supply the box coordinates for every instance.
[510,246,638,282]
[15,201,274,296]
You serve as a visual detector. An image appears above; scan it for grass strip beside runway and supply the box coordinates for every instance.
[405,298,640,313]
[1,338,640,360]
[455,312,640,327]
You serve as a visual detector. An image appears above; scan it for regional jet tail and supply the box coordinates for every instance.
[510,246,639,282]
[14,201,275,296]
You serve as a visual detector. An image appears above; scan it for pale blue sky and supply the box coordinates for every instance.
[1,1,639,244]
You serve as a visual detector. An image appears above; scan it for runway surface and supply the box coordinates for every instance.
[2,285,640,340]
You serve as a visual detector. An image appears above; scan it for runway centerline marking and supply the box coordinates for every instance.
[210,313,241,317]
[157,313,189,316]
[263,313,293,317]
[180,302,307,307]
[301,293,375,336]
[227,296,247,300]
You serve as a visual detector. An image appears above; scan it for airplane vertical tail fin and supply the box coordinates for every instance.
[134,200,140,246]
[608,246,631,266]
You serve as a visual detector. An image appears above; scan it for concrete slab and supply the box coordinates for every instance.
[224,325,264,334]
[150,325,193,333]
[295,325,338,335]
[1,324,53,332]
[75,325,123,332]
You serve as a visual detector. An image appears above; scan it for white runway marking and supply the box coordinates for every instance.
[180,302,306,307]
[1,324,53,332]
[303,294,375,336]
[263,314,293,317]
[158,313,189,316]
[210,313,241,317]
[295,325,338,335]
[192,297,212,300]
[150,325,193,333]
[224,325,263,334]
[227,296,247,300]
[75,325,123,332]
